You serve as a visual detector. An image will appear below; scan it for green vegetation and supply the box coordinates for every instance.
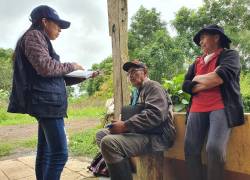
[172,0,250,70]
[128,7,185,82]
[0,106,104,126]
[0,48,13,92]
[0,111,36,126]
[0,137,37,157]
[0,95,105,126]
[69,127,99,157]
[0,143,13,157]
[240,73,250,112]
[163,74,190,112]
[19,137,37,148]
[0,128,100,158]
[0,0,250,159]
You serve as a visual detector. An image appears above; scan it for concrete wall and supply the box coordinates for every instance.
[135,113,250,180]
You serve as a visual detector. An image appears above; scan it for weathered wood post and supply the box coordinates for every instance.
[107,1,164,179]
[107,0,130,119]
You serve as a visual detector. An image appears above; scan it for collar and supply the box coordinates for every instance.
[202,48,224,64]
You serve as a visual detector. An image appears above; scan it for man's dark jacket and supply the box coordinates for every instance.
[8,29,68,118]
[182,49,244,127]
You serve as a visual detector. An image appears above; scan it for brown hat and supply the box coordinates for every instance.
[123,60,147,72]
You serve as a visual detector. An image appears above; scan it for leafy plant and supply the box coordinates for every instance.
[162,73,190,112]
[240,73,250,112]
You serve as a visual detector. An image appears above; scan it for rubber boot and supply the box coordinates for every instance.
[107,159,133,180]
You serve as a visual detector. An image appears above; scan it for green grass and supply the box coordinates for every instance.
[0,137,37,158]
[0,96,105,158]
[19,137,37,148]
[0,143,13,157]
[0,110,36,126]
[0,128,101,158]
[67,106,105,119]
[0,96,106,126]
[69,127,100,158]
[0,106,105,126]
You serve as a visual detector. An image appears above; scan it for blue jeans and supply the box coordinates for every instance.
[184,109,231,180]
[35,117,68,180]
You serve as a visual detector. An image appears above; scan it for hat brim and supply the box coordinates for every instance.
[56,19,71,29]
[123,62,144,72]
[193,28,231,47]
[50,17,70,29]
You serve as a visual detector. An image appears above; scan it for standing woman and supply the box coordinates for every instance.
[182,24,244,180]
[8,5,84,180]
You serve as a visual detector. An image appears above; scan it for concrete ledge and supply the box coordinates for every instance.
[135,113,250,180]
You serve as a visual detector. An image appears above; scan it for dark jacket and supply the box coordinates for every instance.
[8,29,74,118]
[124,80,176,150]
[182,49,244,127]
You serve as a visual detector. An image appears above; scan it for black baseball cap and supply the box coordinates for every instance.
[30,5,70,29]
[123,60,147,72]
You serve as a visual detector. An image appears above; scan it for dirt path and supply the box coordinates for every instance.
[0,118,100,160]
[0,118,100,141]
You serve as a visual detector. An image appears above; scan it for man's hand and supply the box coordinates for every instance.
[109,121,128,134]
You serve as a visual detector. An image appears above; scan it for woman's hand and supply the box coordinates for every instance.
[91,70,100,78]
[72,63,84,70]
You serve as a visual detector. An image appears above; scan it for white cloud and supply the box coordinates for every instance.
[0,0,203,69]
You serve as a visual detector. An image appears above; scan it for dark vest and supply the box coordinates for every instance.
[8,29,68,118]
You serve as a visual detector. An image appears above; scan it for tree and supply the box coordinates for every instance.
[80,57,113,96]
[172,0,250,70]
[128,6,167,59]
[0,48,13,92]
[128,6,185,82]
[137,30,185,82]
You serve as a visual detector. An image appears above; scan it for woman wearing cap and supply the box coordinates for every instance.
[8,5,85,180]
[182,24,244,180]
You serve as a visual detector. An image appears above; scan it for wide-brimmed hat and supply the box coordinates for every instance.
[30,5,70,29]
[193,24,231,48]
[123,60,147,72]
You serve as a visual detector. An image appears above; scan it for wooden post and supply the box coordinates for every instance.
[107,0,130,119]
[135,152,164,180]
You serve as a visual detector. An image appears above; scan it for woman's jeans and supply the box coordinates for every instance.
[35,117,68,180]
[184,109,231,180]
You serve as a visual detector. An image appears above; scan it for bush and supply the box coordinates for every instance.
[162,73,190,112]
[243,96,250,112]
[240,73,250,112]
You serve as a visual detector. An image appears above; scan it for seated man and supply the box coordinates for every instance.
[96,60,176,180]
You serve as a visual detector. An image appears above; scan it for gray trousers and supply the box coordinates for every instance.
[184,109,231,180]
[96,129,152,164]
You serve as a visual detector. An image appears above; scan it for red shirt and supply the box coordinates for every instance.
[190,49,224,112]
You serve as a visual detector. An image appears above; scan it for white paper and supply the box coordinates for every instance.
[65,70,94,78]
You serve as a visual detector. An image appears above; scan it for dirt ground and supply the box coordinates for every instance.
[0,118,100,160]
[0,118,99,141]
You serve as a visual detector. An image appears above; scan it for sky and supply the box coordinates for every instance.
[0,0,203,69]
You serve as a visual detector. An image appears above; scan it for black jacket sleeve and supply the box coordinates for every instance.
[215,50,240,84]
[182,63,196,95]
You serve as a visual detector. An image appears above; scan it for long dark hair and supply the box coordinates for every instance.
[12,19,44,65]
